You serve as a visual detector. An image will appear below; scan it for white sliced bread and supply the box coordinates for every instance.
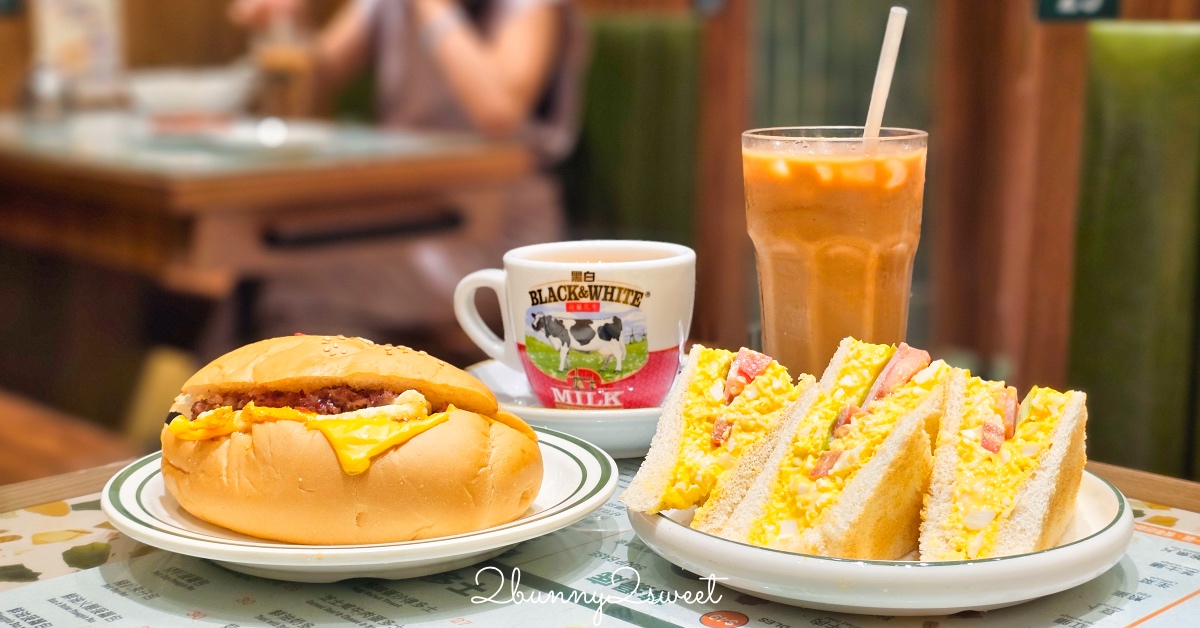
[790,371,954,559]
[690,374,817,533]
[990,391,1088,556]
[715,338,865,540]
[620,344,706,513]
[919,387,1088,560]
[918,368,970,560]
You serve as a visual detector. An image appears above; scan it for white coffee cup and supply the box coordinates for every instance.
[454,240,696,409]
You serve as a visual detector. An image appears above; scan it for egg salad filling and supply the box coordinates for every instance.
[166,390,450,475]
[940,383,1068,559]
[747,340,896,546]
[660,348,800,510]
[760,360,950,546]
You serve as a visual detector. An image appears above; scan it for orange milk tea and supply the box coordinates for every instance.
[742,130,927,377]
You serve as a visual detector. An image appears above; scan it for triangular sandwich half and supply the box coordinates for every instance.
[621,345,811,517]
[920,382,1087,560]
[717,340,952,560]
[691,337,904,534]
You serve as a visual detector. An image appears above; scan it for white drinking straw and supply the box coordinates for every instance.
[863,7,908,143]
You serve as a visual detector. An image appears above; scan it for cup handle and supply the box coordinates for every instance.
[454,269,521,370]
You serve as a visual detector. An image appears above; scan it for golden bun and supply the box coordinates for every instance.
[162,410,543,545]
[177,335,497,417]
[161,335,543,544]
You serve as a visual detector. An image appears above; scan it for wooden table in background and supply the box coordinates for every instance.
[0,114,532,298]
[0,389,137,486]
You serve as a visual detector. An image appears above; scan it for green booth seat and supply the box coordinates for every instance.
[557,13,701,247]
[1069,22,1200,479]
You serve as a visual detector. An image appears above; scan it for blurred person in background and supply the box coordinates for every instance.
[228,0,584,356]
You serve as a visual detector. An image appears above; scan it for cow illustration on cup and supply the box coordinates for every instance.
[530,312,627,372]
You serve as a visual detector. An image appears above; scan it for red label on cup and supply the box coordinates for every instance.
[565,301,601,312]
[518,344,681,409]
[520,272,680,409]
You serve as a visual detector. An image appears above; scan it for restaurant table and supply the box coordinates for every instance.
[0,389,136,485]
[2,459,1200,627]
[0,113,532,298]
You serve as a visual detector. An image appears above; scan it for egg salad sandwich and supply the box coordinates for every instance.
[161,334,543,545]
[714,339,953,560]
[919,382,1087,560]
[621,346,811,528]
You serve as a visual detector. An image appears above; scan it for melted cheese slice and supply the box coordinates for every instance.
[661,347,802,511]
[166,390,450,475]
[939,383,1068,559]
[748,339,896,546]
[167,404,315,439]
[307,414,449,474]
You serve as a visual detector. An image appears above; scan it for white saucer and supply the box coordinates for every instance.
[628,471,1133,615]
[102,428,617,583]
[467,359,661,458]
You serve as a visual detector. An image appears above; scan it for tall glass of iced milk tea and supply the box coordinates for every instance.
[742,127,927,376]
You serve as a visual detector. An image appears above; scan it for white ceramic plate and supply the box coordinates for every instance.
[467,359,661,458]
[129,65,255,116]
[629,471,1133,615]
[102,428,616,583]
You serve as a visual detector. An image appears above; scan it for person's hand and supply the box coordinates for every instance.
[229,0,302,29]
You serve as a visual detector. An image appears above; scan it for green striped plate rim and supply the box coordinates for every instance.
[105,426,613,550]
